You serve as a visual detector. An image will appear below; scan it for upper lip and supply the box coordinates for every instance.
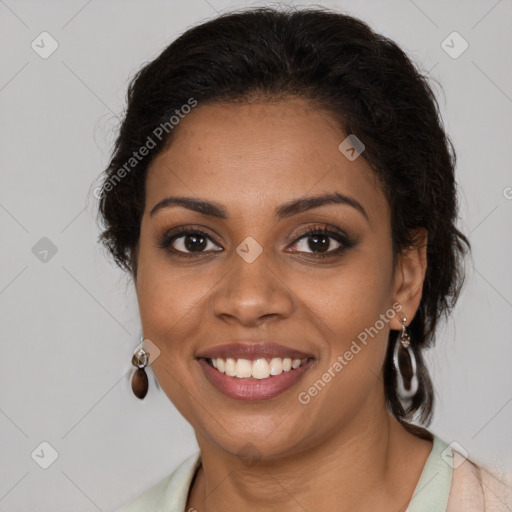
[196,342,314,361]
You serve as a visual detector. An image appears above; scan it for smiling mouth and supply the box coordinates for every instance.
[201,356,314,380]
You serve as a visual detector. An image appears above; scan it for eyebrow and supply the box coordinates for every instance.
[149,192,369,222]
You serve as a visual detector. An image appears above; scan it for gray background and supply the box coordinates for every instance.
[1,0,511,510]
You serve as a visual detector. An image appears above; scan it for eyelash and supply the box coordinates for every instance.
[157,225,354,260]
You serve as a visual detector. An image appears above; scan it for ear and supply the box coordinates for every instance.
[389,228,428,330]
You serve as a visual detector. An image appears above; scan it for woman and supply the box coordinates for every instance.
[98,7,512,511]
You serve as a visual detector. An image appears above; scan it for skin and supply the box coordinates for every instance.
[134,97,431,511]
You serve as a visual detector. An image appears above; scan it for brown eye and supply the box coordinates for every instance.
[175,233,209,252]
[287,226,355,259]
[158,227,223,258]
[295,232,341,253]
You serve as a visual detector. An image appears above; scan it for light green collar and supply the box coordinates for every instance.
[406,434,453,512]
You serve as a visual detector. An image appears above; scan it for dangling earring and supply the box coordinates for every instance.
[393,314,418,400]
[131,338,149,399]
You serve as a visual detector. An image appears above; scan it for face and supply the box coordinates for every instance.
[135,97,414,460]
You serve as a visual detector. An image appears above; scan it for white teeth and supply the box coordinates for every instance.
[225,357,236,377]
[209,356,309,379]
[269,357,283,375]
[235,358,252,378]
[252,358,270,379]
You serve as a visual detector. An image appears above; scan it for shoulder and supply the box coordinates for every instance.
[447,448,512,512]
[115,451,201,512]
[478,462,512,511]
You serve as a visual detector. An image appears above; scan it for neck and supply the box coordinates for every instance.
[188,393,432,511]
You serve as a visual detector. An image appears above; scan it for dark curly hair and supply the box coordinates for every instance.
[96,6,470,426]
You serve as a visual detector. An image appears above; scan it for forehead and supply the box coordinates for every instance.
[145,98,388,225]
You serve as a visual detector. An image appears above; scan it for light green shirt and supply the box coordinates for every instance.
[117,434,452,512]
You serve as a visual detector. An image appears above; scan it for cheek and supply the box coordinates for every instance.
[296,271,394,434]
[135,229,202,335]
[294,247,394,346]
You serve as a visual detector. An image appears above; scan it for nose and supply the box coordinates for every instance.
[211,250,295,327]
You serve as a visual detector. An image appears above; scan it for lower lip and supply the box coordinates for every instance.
[197,358,314,401]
